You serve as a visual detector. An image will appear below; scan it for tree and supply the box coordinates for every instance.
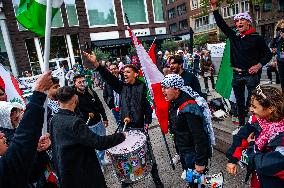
[161,39,178,52]
[193,33,209,46]
[92,48,111,62]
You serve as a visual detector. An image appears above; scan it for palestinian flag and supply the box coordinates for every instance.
[16,0,63,36]
[0,64,26,108]
[128,28,169,134]
[215,39,235,101]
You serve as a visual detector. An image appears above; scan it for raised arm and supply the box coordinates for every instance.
[83,52,123,93]
[0,71,53,187]
[210,0,235,38]
[71,119,126,150]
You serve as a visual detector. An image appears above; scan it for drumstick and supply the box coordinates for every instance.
[123,117,130,132]
[86,113,94,125]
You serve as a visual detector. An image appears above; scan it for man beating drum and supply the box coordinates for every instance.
[84,52,164,188]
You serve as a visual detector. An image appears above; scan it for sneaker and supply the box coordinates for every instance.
[172,154,180,165]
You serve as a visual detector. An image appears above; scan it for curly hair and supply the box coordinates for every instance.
[251,85,284,122]
[275,19,284,31]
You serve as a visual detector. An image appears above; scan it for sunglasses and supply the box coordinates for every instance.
[255,85,267,99]
[277,27,284,33]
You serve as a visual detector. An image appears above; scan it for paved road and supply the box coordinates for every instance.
[95,88,249,188]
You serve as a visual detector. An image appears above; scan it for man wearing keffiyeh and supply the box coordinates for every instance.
[161,74,214,188]
[210,0,272,127]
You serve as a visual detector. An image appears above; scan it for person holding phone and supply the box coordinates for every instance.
[270,19,284,92]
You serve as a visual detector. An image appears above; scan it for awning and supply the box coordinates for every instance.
[92,34,175,48]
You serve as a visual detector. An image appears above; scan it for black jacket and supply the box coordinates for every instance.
[97,65,152,129]
[50,109,125,188]
[270,37,284,62]
[169,91,210,166]
[213,10,272,70]
[76,88,107,126]
[0,91,46,188]
[180,70,202,95]
[226,119,284,187]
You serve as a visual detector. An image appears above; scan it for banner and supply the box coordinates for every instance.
[19,68,65,98]
[207,43,226,58]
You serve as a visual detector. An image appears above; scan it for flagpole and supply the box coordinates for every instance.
[43,0,52,72]
[42,0,53,134]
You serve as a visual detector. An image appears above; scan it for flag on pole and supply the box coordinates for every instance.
[148,43,157,65]
[0,64,25,108]
[215,39,235,101]
[128,28,169,134]
[16,0,63,36]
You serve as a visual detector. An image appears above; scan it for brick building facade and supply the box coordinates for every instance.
[1,0,167,76]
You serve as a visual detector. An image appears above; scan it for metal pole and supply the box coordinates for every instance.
[162,132,175,170]
[43,0,52,72]
[42,0,53,134]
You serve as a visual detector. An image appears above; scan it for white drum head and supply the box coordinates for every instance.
[108,130,146,155]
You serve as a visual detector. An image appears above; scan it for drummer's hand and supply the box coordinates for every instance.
[144,124,149,133]
[103,120,109,128]
[195,164,205,174]
[122,132,128,139]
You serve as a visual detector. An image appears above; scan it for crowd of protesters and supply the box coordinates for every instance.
[0,1,284,187]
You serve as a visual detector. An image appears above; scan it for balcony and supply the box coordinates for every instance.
[193,23,217,33]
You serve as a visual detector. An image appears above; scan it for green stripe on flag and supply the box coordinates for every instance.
[16,0,60,36]
[215,39,233,99]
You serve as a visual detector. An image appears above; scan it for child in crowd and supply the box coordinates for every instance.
[226,85,284,188]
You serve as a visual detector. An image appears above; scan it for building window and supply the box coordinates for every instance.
[64,0,79,26]
[51,10,64,28]
[240,1,249,12]
[179,19,188,30]
[192,0,198,10]
[177,3,186,16]
[168,8,176,19]
[12,0,27,31]
[263,0,272,12]
[279,0,284,11]
[195,16,209,29]
[122,0,147,24]
[86,0,116,26]
[153,0,164,22]
[169,23,177,33]
[232,3,239,16]
[167,0,175,4]
[25,39,41,75]
[223,7,231,18]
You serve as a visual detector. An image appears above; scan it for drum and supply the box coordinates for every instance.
[108,130,152,183]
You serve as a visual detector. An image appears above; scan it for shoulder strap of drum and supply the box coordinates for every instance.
[178,100,197,112]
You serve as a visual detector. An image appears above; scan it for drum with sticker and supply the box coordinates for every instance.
[108,130,152,183]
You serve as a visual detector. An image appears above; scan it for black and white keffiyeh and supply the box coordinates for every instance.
[162,74,215,145]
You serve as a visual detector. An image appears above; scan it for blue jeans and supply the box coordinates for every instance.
[111,109,121,127]
[89,121,106,165]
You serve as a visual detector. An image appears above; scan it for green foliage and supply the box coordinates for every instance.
[92,48,111,62]
[200,0,265,13]
[161,39,178,52]
[193,33,209,46]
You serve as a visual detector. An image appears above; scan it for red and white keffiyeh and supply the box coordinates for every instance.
[256,118,284,151]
